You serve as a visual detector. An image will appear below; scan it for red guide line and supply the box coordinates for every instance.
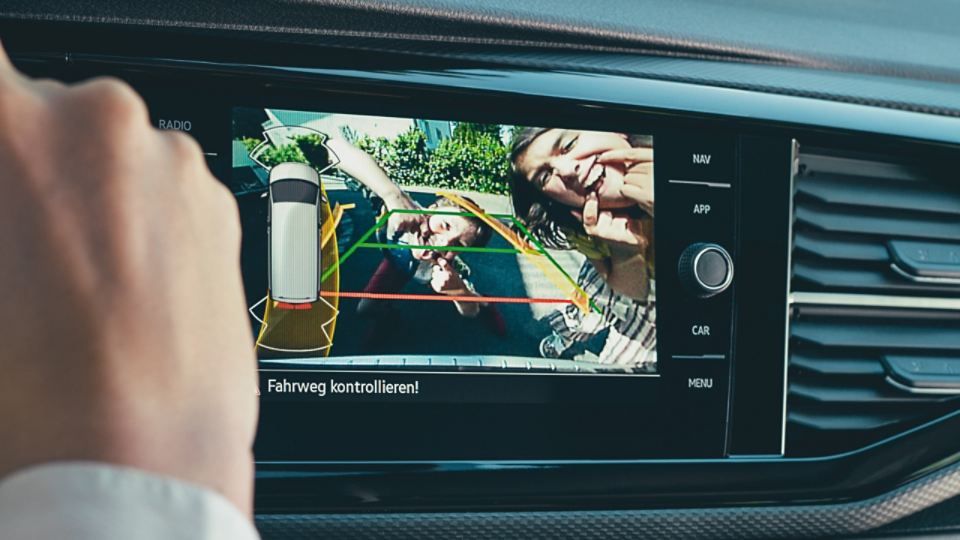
[320,290,572,305]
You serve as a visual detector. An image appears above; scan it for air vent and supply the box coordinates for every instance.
[793,150,960,297]
[787,146,960,456]
[787,305,960,456]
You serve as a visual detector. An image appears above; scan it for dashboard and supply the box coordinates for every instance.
[2,2,960,539]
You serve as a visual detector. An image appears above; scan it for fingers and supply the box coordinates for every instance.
[620,184,649,205]
[431,258,456,292]
[579,207,646,246]
[432,259,451,278]
[582,192,599,227]
[620,163,654,209]
[597,147,653,165]
[430,266,447,292]
[0,43,80,97]
[595,211,614,235]
[388,213,416,234]
[625,161,653,177]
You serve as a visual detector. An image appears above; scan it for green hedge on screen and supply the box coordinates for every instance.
[239,134,329,170]
[353,123,510,195]
[238,123,511,195]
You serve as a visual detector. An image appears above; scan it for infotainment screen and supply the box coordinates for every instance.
[228,98,741,462]
[231,107,656,377]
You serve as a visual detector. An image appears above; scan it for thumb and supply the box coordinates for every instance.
[0,40,12,71]
[0,40,22,81]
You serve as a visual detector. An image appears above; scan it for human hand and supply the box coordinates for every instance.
[572,193,649,247]
[383,191,426,235]
[429,258,469,295]
[598,146,653,212]
[0,44,257,515]
[324,137,425,236]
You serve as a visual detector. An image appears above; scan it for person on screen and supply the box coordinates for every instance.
[360,195,492,318]
[325,138,505,331]
[509,129,655,369]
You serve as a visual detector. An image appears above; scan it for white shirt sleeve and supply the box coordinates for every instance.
[0,462,261,540]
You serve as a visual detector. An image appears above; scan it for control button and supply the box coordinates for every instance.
[147,99,229,180]
[656,184,733,246]
[690,324,713,337]
[678,183,732,224]
[686,375,717,391]
[147,99,222,153]
[678,243,734,298]
[671,360,728,400]
[657,134,736,185]
[669,314,730,354]
[152,111,214,147]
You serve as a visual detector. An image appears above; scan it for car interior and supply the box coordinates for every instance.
[2,1,960,538]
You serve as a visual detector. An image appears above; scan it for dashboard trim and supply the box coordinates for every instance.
[251,410,960,512]
[781,138,798,456]
[12,52,960,146]
[790,292,960,311]
[3,43,958,527]
[255,453,960,539]
[0,15,959,539]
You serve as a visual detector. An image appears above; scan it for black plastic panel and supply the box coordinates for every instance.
[4,22,960,531]
[725,136,793,455]
[5,0,960,114]
[255,454,960,539]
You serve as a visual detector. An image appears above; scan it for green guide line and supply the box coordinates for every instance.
[319,211,389,282]
[358,243,522,254]
[323,208,601,314]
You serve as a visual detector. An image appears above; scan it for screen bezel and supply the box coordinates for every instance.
[220,90,736,462]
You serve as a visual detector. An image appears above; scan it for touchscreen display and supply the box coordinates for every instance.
[231,107,656,376]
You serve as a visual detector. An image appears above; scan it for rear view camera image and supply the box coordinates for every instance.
[231,108,657,374]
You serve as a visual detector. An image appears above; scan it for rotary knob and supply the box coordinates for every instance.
[678,243,734,298]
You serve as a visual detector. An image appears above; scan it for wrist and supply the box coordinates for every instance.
[383,189,410,209]
[607,241,645,259]
[440,287,471,296]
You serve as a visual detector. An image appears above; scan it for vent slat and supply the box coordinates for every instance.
[793,229,889,262]
[798,153,922,182]
[788,411,913,432]
[792,260,960,297]
[795,203,960,241]
[797,174,960,216]
[792,318,960,351]
[791,352,885,376]
[790,381,945,405]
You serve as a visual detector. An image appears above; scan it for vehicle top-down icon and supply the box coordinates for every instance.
[268,162,321,306]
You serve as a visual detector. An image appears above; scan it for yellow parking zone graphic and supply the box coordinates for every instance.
[254,184,348,358]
